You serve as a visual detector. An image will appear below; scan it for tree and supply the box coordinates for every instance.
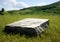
[1,8,5,12]
[0,8,5,15]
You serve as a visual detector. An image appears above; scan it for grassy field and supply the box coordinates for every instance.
[0,13,60,42]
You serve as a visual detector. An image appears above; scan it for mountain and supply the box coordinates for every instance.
[8,1,60,15]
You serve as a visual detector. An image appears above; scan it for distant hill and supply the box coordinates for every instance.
[8,1,60,15]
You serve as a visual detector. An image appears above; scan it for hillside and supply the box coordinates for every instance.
[7,1,60,15]
[20,1,60,14]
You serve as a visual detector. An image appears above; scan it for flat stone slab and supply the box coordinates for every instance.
[4,18,49,36]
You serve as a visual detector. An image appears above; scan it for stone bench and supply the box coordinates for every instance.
[4,18,49,36]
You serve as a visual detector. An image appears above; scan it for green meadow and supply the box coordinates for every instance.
[0,13,60,42]
[0,1,60,42]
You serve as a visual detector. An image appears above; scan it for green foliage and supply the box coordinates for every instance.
[2,11,10,15]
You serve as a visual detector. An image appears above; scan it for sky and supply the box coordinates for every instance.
[0,0,60,11]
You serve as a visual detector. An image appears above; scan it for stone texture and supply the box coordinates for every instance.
[4,18,49,36]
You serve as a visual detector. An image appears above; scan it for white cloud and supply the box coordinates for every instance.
[0,5,2,8]
[37,2,48,6]
[0,5,2,10]
[3,0,17,5]
[18,2,29,7]
[0,0,29,11]
[6,7,20,11]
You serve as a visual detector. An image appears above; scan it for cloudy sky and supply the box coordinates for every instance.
[0,0,60,11]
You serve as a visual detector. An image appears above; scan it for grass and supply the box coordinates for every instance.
[0,13,60,42]
[0,1,60,42]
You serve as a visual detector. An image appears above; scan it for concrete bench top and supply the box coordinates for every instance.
[7,18,49,28]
